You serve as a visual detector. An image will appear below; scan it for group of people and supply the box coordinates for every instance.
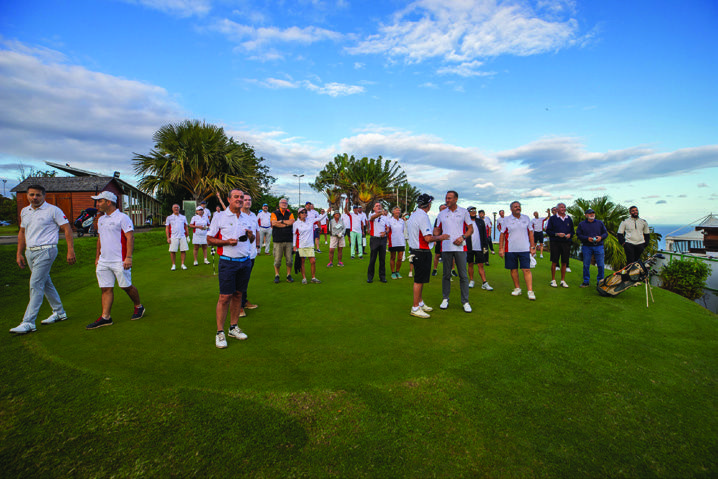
[11,184,653,348]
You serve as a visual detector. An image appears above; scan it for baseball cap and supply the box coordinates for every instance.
[91,191,117,203]
[196,206,204,211]
[262,203,268,206]
[467,206,477,211]
[585,208,595,214]
[416,194,434,208]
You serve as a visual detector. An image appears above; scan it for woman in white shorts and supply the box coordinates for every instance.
[327,210,346,267]
[190,206,210,265]
[293,208,321,284]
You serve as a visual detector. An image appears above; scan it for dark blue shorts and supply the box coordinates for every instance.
[313,229,320,240]
[504,251,531,270]
[218,258,251,295]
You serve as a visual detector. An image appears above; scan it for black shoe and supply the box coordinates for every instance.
[131,305,145,320]
[380,279,387,283]
[367,279,373,283]
[287,275,294,283]
[485,262,490,266]
[451,270,458,277]
[580,283,589,288]
[86,317,113,330]
[432,269,437,276]
[274,275,280,283]
[316,249,322,253]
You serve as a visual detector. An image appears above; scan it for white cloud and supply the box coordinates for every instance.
[346,0,583,66]
[121,0,211,17]
[212,19,342,55]
[354,62,365,69]
[0,41,184,176]
[249,77,365,97]
[522,188,553,198]
[263,77,300,89]
[437,60,495,77]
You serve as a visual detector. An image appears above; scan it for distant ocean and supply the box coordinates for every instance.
[652,224,696,250]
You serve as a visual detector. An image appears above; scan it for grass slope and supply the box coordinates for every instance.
[1,230,716,478]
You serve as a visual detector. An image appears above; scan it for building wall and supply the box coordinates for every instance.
[15,187,125,229]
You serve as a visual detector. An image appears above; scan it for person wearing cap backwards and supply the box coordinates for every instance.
[407,194,450,318]
[11,184,76,334]
[327,210,346,267]
[85,191,145,329]
[207,189,255,349]
[166,203,190,270]
[293,207,322,284]
[256,203,273,255]
[576,208,608,287]
[190,206,211,266]
[466,206,493,291]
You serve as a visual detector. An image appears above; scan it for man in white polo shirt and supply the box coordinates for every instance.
[434,190,474,313]
[166,204,189,271]
[256,203,273,255]
[344,199,365,259]
[498,201,537,300]
[11,184,76,334]
[207,189,255,349]
[85,191,145,330]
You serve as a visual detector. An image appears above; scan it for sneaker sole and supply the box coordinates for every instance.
[216,343,228,349]
[10,328,37,334]
[131,311,145,321]
[410,311,430,318]
[86,323,113,330]
[41,317,68,325]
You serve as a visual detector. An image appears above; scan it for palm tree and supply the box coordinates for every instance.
[133,120,268,202]
[568,196,661,269]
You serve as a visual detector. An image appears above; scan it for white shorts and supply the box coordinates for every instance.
[193,233,208,245]
[169,237,189,252]
[96,261,132,288]
[330,236,345,248]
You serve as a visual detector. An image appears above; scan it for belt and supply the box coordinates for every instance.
[259,225,271,228]
[28,245,56,251]
[219,255,250,262]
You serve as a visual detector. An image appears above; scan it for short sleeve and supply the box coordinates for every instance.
[208,215,220,237]
[121,214,134,233]
[53,206,69,226]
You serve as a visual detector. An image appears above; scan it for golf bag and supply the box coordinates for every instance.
[596,254,662,297]
[73,207,98,237]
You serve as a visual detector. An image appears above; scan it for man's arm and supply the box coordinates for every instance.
[61,223,76,264]
[123,231,135,270]
[498,232,506,258]
[17,227,26,268]
[166,222,171,243]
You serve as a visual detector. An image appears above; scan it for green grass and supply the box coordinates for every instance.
[0,224,19,235]
[1,230,716,477]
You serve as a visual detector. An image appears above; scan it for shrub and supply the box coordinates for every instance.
[658,257,711,300]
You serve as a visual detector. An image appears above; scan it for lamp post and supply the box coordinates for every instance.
[293,174,304,209]
[1,179,6,197]
[492,211,497,239]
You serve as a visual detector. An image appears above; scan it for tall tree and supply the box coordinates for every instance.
[133,120,274,202]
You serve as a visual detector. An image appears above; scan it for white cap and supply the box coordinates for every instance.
[91,191,118,203]
[196,206,204,211]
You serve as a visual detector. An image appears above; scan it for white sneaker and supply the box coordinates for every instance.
[193,261,199,266]
[463,303,472,313]
[527,291,536,301]
[540,254,544,259]
[549,280,557,287]
[181,264,188,270]
[440,299,449,309]
[481,282,494,291]
[171,264,176,271]
[420,304,433,312]
[204,259,210,264]
[560,280,569,288]
[566,267,572,273]
[228,327,248,340]
[408,271,413,277]
[410,307,430,318]
[491,251,495,255]
[10,322,36,334]
[41,312,68,325]
[511,288,522,296]
[216,331,228,348]
[468,280,475,288]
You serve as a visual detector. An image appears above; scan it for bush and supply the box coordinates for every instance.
[658,257,711,300]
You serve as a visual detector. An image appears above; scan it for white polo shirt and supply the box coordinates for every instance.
[468,218,482,251]
[98,209,134,263]
[496,215,506,234]
[20,201,69,248]
[202,208,211,222]
[257,210,272,228]
[407,209,433,250]
[208,209,254,258]
[435,206,472,252]
[242,211,259,259]
[530,217,545,232]
[293,219,314,248]
[349,211,364,234]
[387,217,404,248]
[369,212,388,238]
[166,214,188,238]
[341,213,351,231]
[502,214,532,252]
[190,215,209,237]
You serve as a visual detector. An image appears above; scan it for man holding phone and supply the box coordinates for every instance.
[207,189,255,349]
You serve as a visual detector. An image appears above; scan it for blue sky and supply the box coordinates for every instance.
[1,0,716,223]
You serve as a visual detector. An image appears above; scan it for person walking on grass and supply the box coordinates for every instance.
[498,201,536,300]
[241,194,259,311]
[432,203,447,277]
[617,205,651,264]
[166,204,189,271]
[479,209,494,260]
[407,194,450,318]
[367,201,389,283]
[190,206,211,266]
[546,202,574,288]
[327,210,346,267]
[435,191,474,313]
[388,207,405,279]
[293,208,321,284]
[86,191,145,330]
[466,206,493,291]
[256,203,272,255]
[207,189,255,349]
[576,208,608,287]
[531,211,546,259]
[11,184,76,334]
[271,198,295,283]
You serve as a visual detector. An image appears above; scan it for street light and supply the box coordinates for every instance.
[1,179,6,197]
[492,211,497,239]
[293,174,304,209]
